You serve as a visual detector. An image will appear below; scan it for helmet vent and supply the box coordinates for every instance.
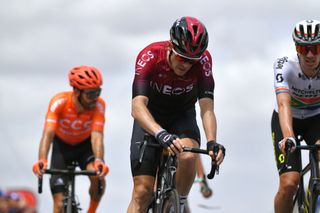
[307,25,312,39]
[192,25,198,35]
[315,24,320,39]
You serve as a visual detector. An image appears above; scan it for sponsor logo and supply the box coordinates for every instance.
[59,119,92,130]
[276,57,288,70]
[150,81,194,95]
[276,73,284,83]
[291,86,320,98]
[199,55,212,77]
[136,51,155,71]
[55,178,64,186]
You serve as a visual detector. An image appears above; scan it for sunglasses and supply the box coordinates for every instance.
[81,88,101,99]
[171,50,200,65]
[296,44,320,56]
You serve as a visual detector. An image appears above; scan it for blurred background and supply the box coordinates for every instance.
[1,0,319,212]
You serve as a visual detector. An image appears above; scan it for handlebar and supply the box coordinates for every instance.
[38,163,102,194]
[182,147,219,179]
[280,137,320,172]
[136,137,222,180]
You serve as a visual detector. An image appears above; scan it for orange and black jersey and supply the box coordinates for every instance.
[44,91,105,145]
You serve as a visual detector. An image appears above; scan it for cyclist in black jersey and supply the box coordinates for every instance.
[272,19,320,213]
[127,16,225,213]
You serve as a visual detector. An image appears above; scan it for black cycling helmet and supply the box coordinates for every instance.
[292,19,320,45]
[170,16,208,59]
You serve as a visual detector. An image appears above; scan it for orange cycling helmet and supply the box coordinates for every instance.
[68,65,103,90]
[170,16,208,59]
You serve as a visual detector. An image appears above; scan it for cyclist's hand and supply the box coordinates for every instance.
[207,140,225,166]
[278,137,296,154]
[156,129,183,155]
[94,159,109,178]
[32,159,48,178]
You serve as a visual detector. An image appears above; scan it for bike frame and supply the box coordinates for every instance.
[285,141,320,213]
[137,134,219,213]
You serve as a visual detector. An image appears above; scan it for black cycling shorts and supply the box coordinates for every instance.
[130,108,201,177]
[271,110,320,175]
[49,136,94,194]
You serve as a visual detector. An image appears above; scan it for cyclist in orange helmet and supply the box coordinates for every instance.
[32,65,109,213]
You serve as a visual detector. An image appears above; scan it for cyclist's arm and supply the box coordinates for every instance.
[276,92,295,152]
[131,95,163,135]
[276,92,294,137]
[199,97,224,164]
[199,97,217,142]
[91,131,104,159]
[38,127,55,160]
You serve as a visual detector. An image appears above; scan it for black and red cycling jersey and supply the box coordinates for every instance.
[132,41,214,116]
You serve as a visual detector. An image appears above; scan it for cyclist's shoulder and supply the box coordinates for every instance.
[201,50,212,59]
[48,91,71,110]
[138,40,170,56]
[50,91,72,100]
[144,40,170,49]
[273,54,299,72]
[95,97,106,113]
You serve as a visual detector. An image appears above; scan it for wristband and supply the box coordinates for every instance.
[95,157,104,162]
[154,128,165,138]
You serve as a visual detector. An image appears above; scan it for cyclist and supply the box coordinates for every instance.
[272,19,320,213]
[127,16,225,213]
[32,65,109,213]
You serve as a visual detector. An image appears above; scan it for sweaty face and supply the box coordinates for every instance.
[169,50,199,76]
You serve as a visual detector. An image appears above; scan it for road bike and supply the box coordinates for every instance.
[136,134,222,213]
[38,162,102,213]
[282,137,320,213]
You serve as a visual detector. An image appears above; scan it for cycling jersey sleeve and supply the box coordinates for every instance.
[273,56,290,95]
[44,93,67,130]
[197,51,214,100]
[91,98,106,133]
[132,45,157,98]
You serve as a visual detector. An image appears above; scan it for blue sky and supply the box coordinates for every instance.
[1,0,320,212]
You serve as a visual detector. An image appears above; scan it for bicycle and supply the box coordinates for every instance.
[136,134,222,213]
[282,137,320,213]
[37,162,102,213]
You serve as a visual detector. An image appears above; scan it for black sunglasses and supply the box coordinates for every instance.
[81,88,101,99]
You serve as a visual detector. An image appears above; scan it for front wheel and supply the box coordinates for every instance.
[161,189,180,213]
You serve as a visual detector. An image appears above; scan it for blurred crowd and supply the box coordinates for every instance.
[0,189,37,213]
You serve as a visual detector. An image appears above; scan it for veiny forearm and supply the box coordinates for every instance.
[200,98,217,142]
[91,131,104,159]
[201,110,217,141]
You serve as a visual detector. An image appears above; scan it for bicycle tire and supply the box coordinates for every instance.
[161,189,180,213]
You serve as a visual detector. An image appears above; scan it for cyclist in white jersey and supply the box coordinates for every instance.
[271,19,320,213]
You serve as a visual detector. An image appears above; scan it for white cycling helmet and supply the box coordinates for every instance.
[292,19,320,45]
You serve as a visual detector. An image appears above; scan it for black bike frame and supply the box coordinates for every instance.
[285,140,320,212]
[137,134,220,213]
